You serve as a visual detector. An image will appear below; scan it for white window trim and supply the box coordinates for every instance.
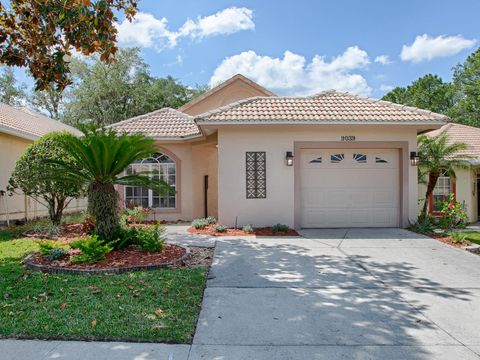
[124,154,177,210]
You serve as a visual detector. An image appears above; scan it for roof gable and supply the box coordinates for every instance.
[179,74,275,116]
[0,102,80,140]
[195,90,450,125]
[109,107,201,139]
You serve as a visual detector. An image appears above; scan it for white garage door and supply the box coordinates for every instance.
[300,149,400,228]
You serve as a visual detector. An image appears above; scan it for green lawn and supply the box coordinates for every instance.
[463,231,480,246]
[0,228,207,343]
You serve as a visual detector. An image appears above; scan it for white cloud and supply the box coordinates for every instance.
[180,7,254,39]
[116,7,254,52]
[401,34,477,63]
[209,46,371,96]
[380,84,394,92]
[374,55,392,65]
[117,12,178,50]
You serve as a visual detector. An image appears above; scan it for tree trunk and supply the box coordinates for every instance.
[88,182,119,240]
[47,196,66,226]
[421,172,440,219]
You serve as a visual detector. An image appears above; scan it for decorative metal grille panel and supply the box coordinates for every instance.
[246,152,266,199]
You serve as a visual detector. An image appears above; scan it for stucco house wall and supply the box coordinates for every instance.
[117,135,218,222]
[216,124,419,229]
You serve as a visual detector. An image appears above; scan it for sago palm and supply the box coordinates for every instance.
[418,132,468,218]
[45,126,171,240]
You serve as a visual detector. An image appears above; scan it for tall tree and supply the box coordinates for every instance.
[63,48,206,127]
[448,48,480,127]
[0,67,26,105]
[29,84,64,120]
[0,0,138,91]
[382,74,454,114]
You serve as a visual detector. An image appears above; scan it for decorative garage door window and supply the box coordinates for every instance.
[125,153,176,208]
[246,152,266,199]
[353,153,367,163]
[309,156,322,164]
[375,156,388,164]
[330,153,345,163]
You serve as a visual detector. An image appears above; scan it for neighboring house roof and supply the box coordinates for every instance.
[0,102,80,141]
[426,123,480,164]
[109,107,201,140]
[179,74,276,115]
[195,90,450,125]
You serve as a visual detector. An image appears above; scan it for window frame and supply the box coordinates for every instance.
[429,170,456,215]
[123,151,180,212]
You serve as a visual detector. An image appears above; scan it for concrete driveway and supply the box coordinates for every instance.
[191,228,480,359]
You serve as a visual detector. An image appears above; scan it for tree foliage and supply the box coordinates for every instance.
[0,0,138,91]
[43,126,172,239]
[8,132,84,225]
[62,48,205,127]
[382,74,454,114]
[29,83,64,119]
[382,48,480,127]
[448,48,480,127]
[0,66,26,105]
[417,133,468,218]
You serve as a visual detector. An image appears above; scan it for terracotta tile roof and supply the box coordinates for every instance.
[109,108,201,139]
[426,123,480,161]
[0,102,81,140]
[196,90,450,124]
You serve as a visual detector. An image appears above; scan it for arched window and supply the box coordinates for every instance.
[124,153,176,209]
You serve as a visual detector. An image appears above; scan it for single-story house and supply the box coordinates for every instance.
[111,74,449,229]
[420,123,480,222]
[0,102,85,224]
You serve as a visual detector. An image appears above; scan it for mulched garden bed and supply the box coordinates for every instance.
[187,225,299,237]
[24,243,189,275]
[22,223,85,240]
[429,233,469,249]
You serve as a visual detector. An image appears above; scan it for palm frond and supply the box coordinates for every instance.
[115,174,174,195]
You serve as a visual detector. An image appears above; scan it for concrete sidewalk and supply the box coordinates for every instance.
[0,340,190,360]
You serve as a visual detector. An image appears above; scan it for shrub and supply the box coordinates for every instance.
[206,216,217,224]
[214,224,228,233]
[449,231,467,244]
[7,132,84,226]
[36,240,64,256]
[438,194,468,230]
[30,221,62,235]
[109,226,137,250]
[192,218,209,230]
[408,216,435,234]
[242,224,254,233]
[81,215,96,234]
[70,235,112,264]
[272,224,289,233]
[135,224,166,252]
[123,206,150,224]
[44,248,68,261]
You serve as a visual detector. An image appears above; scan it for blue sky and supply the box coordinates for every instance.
[16,0,480,98]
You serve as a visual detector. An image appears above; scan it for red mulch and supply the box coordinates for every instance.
[187,225,299,237]
[30,243,185,270]
[429,233,470,249]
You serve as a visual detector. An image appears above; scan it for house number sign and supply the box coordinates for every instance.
[341,135,356,141]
